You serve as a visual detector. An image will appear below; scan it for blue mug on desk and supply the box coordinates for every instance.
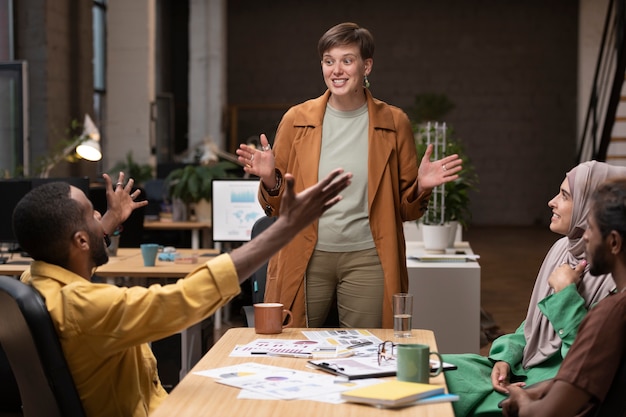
[140,243,160,266]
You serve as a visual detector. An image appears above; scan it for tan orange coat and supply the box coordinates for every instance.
[259,90,431,328]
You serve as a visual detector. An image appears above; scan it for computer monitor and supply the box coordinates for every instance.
[0,177,91,247]
[0,180,32,245]
[211,178,266,242]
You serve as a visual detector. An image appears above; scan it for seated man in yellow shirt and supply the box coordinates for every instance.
[12,169,352,417]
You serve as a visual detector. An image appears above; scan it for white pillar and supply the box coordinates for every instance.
[105,0,156,170]
[189,0,227,151]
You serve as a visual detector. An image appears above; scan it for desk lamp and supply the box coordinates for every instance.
[40,114,102,177]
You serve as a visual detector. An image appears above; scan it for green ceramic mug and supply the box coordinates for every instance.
[396,343,443,384]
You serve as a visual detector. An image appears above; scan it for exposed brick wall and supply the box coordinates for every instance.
[227,0,578,226]
[13,0,581,225]
[14,0,94,177]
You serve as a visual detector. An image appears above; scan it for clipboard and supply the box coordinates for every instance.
[308,357,396,380]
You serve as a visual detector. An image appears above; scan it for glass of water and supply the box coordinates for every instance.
[393,293,413,338]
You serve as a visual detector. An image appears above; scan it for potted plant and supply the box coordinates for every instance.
[108,151,154,187]
[165,160,239,221]
[414,124,478,230]
[407,93,479,249]
[413,122,454,251]
[408,93,455,124]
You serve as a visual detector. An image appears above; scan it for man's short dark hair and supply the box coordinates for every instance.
[13,182,85,266]
[592,178,626,246]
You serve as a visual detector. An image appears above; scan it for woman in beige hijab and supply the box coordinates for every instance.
[443,161,626,417]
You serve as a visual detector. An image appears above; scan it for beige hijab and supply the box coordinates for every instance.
[522,160,626,368]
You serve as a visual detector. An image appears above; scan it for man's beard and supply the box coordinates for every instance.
[91,233,110,267]
[589,242,611,276]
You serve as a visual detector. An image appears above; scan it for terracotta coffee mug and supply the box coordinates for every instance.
[253,303,293,334]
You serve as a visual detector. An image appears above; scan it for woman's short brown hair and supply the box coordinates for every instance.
[317,22,374,60]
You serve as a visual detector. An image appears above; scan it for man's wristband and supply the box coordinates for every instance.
[265,169,282,194]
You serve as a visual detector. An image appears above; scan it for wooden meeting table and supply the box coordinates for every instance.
[96,247,219,279]
[150,327,455,417]
[0,248,219,278]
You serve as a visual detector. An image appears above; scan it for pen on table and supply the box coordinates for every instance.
[346,341,373,350]
[250,352,313,358]
[309,349,354,359]
[315,362,345,372]
[328,349,354,358]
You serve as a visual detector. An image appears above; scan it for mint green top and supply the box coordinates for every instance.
[317,103,374,252]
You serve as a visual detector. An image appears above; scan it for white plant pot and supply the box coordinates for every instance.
[422,224,453,253]
[403,221,422,242]
[194,198,212,223]
[447,221,460,248]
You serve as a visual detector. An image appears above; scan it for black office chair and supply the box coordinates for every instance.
[142,179,167,218]
[239,215,341,327]
[0,275,86,417]
[0,344,21,415]
[241,216,277,327]
[593,355,626,417]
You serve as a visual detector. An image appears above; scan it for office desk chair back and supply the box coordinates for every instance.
[242,216,277,327]
[0,276,86,417]
[0,344,21,415]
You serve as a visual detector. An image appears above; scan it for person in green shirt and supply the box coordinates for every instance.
[501,177,626,417]
[443,161,626,416]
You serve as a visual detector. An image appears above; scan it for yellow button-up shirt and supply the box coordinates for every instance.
[21,254,240,417]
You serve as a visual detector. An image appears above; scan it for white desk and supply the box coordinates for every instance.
[406,241,481,354]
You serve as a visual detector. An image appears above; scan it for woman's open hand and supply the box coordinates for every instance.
[418,144,463,193]
[236,133,276,186]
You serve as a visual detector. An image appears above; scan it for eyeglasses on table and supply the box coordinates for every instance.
[377,340,397,366]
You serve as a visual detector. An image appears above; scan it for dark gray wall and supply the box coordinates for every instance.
[227,0,579,226]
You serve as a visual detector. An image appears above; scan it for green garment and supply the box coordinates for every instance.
[442,284,588,417]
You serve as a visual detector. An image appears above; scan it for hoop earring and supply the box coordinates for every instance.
[363,75,371,89]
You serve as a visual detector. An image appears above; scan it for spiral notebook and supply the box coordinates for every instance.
[340,380,445,408]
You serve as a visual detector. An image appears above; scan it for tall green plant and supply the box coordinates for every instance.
[407,93,455,123]
[108,151,154,186]
[407,93,479,229]
[414,123,478,229]
[166,161,239,204]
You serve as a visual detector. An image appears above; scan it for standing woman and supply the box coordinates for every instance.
[237,22,461,328]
